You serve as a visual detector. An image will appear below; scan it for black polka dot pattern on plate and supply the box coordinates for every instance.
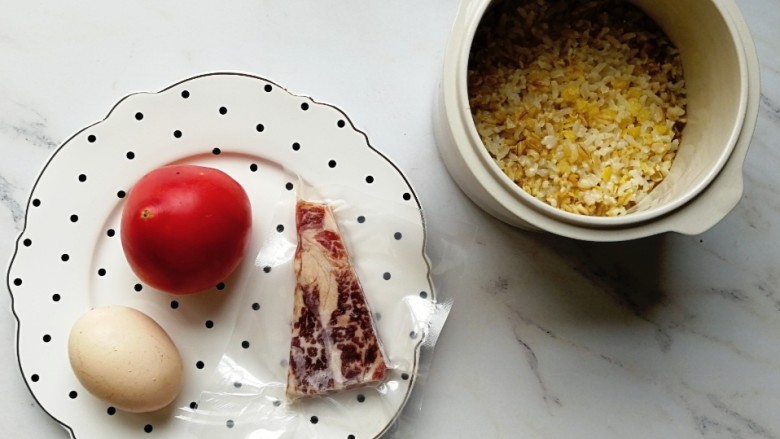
[11,75,432,439]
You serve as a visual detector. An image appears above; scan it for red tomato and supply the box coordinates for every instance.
[120,165,252,294]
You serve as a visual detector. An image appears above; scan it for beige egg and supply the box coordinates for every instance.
[68,306,183,413]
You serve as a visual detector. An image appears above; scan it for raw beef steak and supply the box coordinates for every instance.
[287,200,388,399]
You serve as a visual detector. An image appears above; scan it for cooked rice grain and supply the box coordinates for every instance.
[468,0,687,217]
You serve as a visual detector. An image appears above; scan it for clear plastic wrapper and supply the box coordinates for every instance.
[8,72,473,439]
[178,188,472,439]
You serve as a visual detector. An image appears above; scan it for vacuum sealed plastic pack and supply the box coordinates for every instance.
[179,188,465,439]
[9,73,472,439]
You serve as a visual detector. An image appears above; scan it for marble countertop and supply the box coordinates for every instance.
[2,1,779,438]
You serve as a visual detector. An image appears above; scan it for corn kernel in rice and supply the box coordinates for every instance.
[468,0,687,217]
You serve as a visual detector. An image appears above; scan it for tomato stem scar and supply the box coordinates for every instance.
[141,209,153,220]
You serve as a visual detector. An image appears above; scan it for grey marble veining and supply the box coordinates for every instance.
[0,174,25,226]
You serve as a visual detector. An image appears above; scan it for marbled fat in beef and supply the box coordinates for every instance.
[287,200,388,399]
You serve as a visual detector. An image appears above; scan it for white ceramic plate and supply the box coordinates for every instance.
[8,72,435,439]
